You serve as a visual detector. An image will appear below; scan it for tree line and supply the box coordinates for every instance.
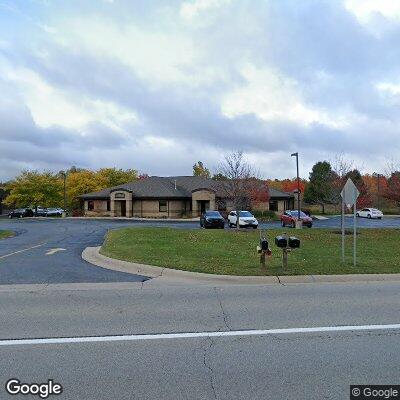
[2,167,140,211]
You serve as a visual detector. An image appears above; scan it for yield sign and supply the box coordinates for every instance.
[341,178,360,208]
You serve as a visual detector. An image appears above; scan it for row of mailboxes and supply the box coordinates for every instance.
[259,236,301,251]
[275,236,300,249]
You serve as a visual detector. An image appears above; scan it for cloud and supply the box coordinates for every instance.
[1,0,400,181]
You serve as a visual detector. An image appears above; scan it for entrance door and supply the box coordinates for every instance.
[199,200,210,214]
[120,201,126,217]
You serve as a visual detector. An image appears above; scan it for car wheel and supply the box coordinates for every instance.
[252,226,257,229]
[19,214,23,218]
[291,221,295,228]
[356,213,360,217]
[368,214,372,219]
[8,214,12,219]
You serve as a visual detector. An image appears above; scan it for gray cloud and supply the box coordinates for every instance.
[1,0,400,181]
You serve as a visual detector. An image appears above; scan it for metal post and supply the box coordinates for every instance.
[341,197,345,263]
[353,204,357,267]
[63,172,67,212]
[377,173,381,209]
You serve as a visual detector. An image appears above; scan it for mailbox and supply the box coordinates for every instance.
[288,236,300,249]
[275,236,288,248]
[260,237,269,251]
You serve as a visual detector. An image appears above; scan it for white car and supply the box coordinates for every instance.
[228,210,258,228]
[356,208,383,219]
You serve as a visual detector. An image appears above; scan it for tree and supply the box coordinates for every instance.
[4,171,63,211]
[65,170,100,210]
[215,151,266,229]
[96,168,138,188]
[344,169,371,208]
[384,171,400,207]
[212,173,227,181]
[193,161,211,178]
[303,161,335,214]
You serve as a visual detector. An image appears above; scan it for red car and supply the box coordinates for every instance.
[280,210,313,228]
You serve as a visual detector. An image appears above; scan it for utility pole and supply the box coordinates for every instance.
[60,171,67,212]
[373,172,381,209]
[291,152,301,220]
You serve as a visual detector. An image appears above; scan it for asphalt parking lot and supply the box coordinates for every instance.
[0,216,399,285]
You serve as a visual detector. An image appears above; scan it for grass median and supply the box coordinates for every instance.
[100,227,400,276]
[0,230,14,240]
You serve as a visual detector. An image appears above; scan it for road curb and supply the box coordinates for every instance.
[82,247,400,285]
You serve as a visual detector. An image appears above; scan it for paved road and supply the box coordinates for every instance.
[1,281,399,399]
[1,216,399,285]
[0,219,152,284]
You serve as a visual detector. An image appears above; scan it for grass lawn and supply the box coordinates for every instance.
[0,230,14,240]
[101,227,400,276]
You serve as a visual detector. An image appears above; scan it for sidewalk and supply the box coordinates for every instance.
[82,246,400,286]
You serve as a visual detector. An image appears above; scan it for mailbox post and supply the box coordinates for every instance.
[275,233,300,272]
[257,230,272,270]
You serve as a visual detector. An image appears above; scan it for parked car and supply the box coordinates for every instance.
[8,208,34,218]
[281,210,313,228]
[227,211,259,229]
[35,207,48,217]
[46,208,64,217]
[200,211,225,229]
[356,208,383,219]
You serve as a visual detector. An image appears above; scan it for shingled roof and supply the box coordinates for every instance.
[79,176,293,200]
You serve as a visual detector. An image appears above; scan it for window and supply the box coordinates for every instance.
[107,201,110,211]
[88,201,94,211]
[115,192,125,199]
[159,200,167,212]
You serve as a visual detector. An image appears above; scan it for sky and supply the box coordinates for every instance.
[1,0,400,181]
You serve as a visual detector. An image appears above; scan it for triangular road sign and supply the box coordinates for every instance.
[341,178,360,207]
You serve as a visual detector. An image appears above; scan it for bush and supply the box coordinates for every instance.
[252,210,279,221]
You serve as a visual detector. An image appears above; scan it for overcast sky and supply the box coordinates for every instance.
[1,0,400,181]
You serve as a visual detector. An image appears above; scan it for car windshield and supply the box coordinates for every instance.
[239,211,253,217]
[206,211,221,217]
[290,211,308,217]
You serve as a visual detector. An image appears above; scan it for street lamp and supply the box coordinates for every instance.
[291,152,301,221]
[373,172,382,209]
[59,170,67,214]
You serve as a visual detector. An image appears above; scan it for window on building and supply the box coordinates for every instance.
[107,201,110,211]
[159,200,167,212]
[88,201,94,211]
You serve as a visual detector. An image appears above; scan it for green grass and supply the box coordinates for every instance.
[100,227,400,276]
[0,230,14,240]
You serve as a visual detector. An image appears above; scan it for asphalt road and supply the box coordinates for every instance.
[1,216,399,285]
[1,281,400,399]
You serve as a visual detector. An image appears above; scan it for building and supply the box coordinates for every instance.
[79,176,294,218]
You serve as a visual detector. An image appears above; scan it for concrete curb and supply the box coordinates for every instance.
[82,246,400,285]
[26,217,200,222]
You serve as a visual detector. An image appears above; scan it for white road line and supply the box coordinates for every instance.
[45,248,66,256]
[0,243,45,260]
[1,324,400,347]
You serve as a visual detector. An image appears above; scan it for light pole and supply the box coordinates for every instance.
[60,171,67,213]
[291,152,301,220]
[373,172,381,209]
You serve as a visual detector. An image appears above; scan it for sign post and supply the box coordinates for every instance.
[340,178,360,267]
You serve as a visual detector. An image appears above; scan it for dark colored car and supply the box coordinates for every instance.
[8,208,34,219]
[200,211,225,229]
[281,210,313,228]
[35,207,48,217]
